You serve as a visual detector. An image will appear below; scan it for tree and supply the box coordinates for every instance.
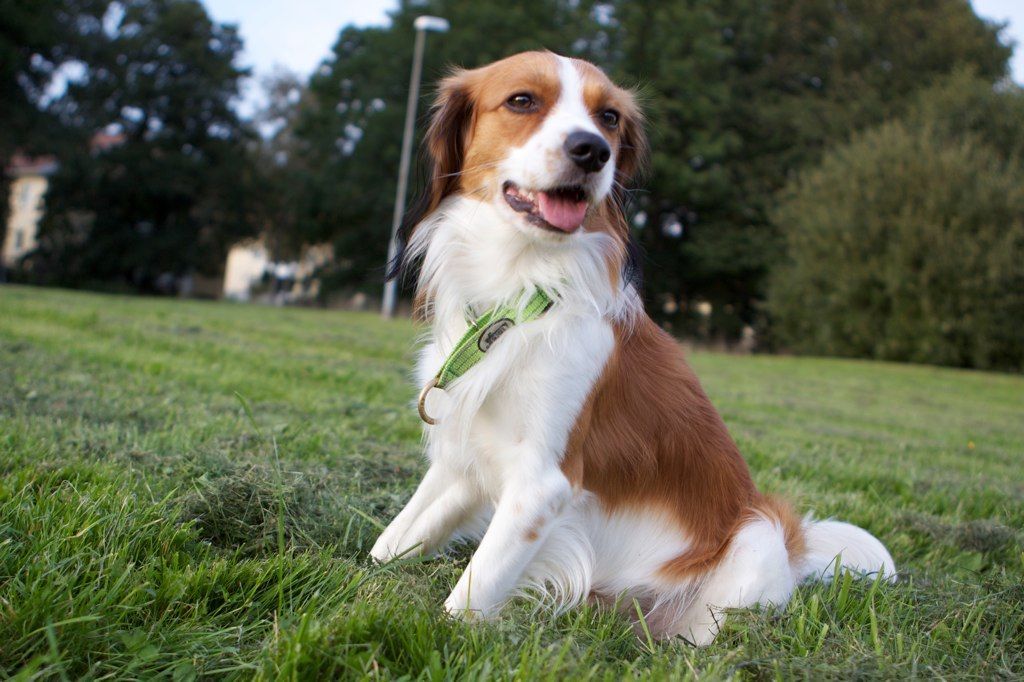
[608,0,1012,338]
[767,80,1024,371]
[30,0,257,290]
[244,68,316,260]
[0,0,111,235]
[0,0,118,155]
[904,68,1024,161]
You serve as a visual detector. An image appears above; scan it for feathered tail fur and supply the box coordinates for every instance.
[796,518,896,583]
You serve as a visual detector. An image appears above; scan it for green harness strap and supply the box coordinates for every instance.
[418,288,553,424]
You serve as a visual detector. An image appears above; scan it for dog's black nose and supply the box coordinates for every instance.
[564,131,611,174]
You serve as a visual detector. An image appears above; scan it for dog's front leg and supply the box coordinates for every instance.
[371,464,478,562]
[444,469,571,618]
[439,315,613,617]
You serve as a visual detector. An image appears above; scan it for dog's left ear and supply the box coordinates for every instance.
[614,94,648,185]
[424,69,476,211]
[603,93,648,290]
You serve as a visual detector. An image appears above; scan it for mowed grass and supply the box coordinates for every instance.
[1,285,1022,680]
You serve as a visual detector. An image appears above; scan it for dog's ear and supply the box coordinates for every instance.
[614,92,648,185]
[424,69,475,211]
[386,69,475,284]
[604,91,648,291]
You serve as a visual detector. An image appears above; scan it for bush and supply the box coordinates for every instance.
[767,94,1024,371]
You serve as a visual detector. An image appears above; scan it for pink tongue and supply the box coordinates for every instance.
[537,191,587,232]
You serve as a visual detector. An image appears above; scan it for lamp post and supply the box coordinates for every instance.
[381,15,450,318]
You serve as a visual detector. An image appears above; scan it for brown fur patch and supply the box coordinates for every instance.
[428,52,562,204]
[562,317,763,580]
[571,59,647,183]
[523,514,546,542]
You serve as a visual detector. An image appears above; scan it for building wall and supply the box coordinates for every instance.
[223,241,270,300]
[222,240,334,302]
[2,175,48,267]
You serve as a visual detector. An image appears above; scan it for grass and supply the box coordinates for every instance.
[0,284,1022,679]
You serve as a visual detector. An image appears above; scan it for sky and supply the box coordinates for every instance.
[974,0,1024,80]
[203,0,1023,117]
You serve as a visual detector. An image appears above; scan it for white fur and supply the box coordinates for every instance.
[798,519,897,582]
[370,54,895,644]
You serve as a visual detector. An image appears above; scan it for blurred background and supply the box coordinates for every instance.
[2,0,1022,371]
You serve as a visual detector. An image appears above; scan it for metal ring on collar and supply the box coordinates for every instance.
[417,377,439,425]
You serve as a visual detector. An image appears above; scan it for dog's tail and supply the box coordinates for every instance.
[795,518,896,583]
[754,496,895,584]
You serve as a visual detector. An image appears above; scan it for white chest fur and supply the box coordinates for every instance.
[407,196,629,497]
[372,194,636,617]
[419,308,614,498]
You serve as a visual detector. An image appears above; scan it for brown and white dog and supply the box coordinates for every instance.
[371,51,894,645]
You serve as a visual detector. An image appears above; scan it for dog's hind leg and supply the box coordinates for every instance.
[668,515,797,645]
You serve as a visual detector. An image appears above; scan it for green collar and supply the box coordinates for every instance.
[418,288,553,424]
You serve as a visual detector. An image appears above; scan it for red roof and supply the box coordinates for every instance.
[5,153,59,177]
[90,131,126,152]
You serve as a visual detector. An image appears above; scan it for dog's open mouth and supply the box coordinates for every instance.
[502,181,589,233]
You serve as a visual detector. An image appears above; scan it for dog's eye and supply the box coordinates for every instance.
[600,109,620,129]
[506,93,537,112]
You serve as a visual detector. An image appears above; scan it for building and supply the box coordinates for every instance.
[2,132,122,270]
[223,240,333,303]
[223,240,272,300]
[2,155,58,267]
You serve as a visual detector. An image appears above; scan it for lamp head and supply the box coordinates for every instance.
[414,16,450,32]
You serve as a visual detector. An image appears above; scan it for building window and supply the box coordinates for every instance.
[14,230,24,250]
[18,183,32,208]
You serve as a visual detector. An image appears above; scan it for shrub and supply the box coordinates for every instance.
[767,108,1024,371]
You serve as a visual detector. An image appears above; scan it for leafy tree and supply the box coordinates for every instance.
[30,0,257,290]
[609,0,1012,338]
[0,0,111,235]
[905,67,1024,160]
[247,68,316,260]
[0,0,116,155]
[767,82,1024,371]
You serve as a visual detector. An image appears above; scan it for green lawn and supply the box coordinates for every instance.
[1,285,1022,679]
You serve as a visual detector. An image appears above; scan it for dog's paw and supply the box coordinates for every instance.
[443,593,479,621]
[370,533,427,563]
[443,588,499,622]
[368,545,392,564]
[369,535,403,563]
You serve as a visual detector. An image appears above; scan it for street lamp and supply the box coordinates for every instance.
[381,15,450,318]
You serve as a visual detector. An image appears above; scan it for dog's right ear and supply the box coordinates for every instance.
[423,69,475,211]
[386,69,475,284]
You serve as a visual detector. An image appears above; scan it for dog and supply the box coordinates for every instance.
[370,51,895,645]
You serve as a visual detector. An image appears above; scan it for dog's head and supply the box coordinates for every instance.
[396,51,647,280]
